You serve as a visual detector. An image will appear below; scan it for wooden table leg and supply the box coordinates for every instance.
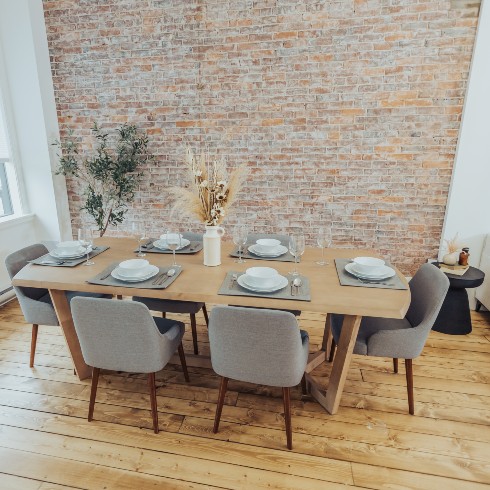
[305,313,331,373]
[307,314,362,414]
[49,289,92,380]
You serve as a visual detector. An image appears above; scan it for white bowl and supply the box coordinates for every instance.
[352,256,385,275]
[56,240,82,254]
[245,267,279,288]
[160,233,183,242]
[118,259,150,277]
[255,238,281,254]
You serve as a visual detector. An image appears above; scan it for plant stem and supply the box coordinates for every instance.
[101,208,112,237]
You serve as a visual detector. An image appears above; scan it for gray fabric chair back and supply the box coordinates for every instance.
[5,244,49,301]
[406,264,449,330]
[208,306,308,387]
[71,297,180,373]
[247,233,289,245]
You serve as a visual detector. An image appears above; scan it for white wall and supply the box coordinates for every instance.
[440,0,490,263]
[0,0,71,297]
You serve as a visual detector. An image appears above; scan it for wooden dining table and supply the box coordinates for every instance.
[12,237,410,415]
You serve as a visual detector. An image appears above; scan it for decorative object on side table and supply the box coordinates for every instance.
[442,233,461,266]
[170,147,247,267]
[54,123,154,237]
[459,247,470,266]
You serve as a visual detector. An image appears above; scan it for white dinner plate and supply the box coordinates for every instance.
[50,247,92,259]
[153,238,191,251]
[248,244,288,257]
[345,262,396,280]
[111,265,159,282]
[237,274,289,293]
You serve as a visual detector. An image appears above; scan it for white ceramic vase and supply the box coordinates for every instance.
[203,225,225,266]
[442,251,459,266]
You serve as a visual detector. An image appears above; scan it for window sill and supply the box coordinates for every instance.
[0,213,34,230]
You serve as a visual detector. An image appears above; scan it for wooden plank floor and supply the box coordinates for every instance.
[0,299,489,489]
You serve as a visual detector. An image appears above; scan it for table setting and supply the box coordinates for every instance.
[335,257,408,290]
[87,258,182,290]
[218,266,311,301]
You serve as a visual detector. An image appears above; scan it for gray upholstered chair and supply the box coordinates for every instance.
[208,306,309,449]
[328,263,449,414]
[5,243,110,368]
[71,297,189,434]
[133,232,208,355]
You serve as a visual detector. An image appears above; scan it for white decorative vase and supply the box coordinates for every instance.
[442,251,459,266]
[203,225,225,266]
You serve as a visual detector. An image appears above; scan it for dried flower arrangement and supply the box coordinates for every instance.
[444,233,460,253]
[169,147,247,226]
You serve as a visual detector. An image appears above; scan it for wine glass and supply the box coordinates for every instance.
[233,225,248,263]
[289,233,305,276]
[78,227,94,266]
[166,229,182,266]
[132,222,148,257]
[316,228,331,266]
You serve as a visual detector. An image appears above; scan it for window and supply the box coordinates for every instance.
[0,109,13,217]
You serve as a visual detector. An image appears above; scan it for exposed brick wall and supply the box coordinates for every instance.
[43,0,479,274]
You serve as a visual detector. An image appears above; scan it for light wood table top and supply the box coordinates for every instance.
[13,237,410,319]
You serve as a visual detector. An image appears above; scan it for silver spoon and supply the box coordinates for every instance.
[293,277,302,295]
[159,268,176,285]
[230,273,238,289]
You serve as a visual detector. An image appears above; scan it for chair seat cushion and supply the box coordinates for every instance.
[153,316,186,341]
[229,304,301,317]
[38,290,112,306]
[133,296,204,314]
[331,314,412,356]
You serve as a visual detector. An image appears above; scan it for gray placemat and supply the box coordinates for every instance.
[335,259,408,290]
[218,271,311,302]
[135,240,202,254]
[28,246,110,267]
[87,262,182,289]
[229,244,296,263]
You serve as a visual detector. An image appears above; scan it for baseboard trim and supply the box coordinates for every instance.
[0,287,15,307]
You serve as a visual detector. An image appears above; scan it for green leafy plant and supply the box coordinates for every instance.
[54,123,153,236]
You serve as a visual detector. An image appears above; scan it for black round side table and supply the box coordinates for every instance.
[431,263,485,335]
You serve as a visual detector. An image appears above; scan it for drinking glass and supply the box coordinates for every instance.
[233,225,248,263]
[132,222,148,257]
[166,229,181,266]
[289,233,305,276]
[316,228,331,266]
[78,228,94,266]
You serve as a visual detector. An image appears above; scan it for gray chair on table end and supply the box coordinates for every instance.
[329,263,449,414]
[208,306,309,449]
[71,297,189,433]
[5,243,110,368]
[133,232,208,356]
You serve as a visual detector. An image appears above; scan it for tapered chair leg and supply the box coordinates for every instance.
[202,304,209,326]
[282,387,293,450]
[29,324,39,368]
[162,312,166,318]
[190,313,199,355]
[213,377,228,433]
[148,372,159,433]
[405,359,414,415]
[116,295,123,300]
[328,339,336,362]
[178,342,190,382]
[393,358,398,373]
[88,367,100,422]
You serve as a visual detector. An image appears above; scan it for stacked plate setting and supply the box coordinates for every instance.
[153,233,190,251]
[248,239,288,258]
[345,257,396,281]
[111,259,159,282]
[237,266,288,293]
[50,241,90,260]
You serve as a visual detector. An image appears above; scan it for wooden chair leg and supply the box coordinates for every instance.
[116,295,123,300]
[405,359,414,415]
[202,304,209,326]
[393,358,398,374]
[88,367,100,422]
[162,312,166,318]
[29,324,39,368]
[213,376,228,433]
[178,342,190,382]
[190,313,199,355]
[282,387,293,450]
[148,372,159,433]
[301,374,308,395]
[328,338,336,362]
